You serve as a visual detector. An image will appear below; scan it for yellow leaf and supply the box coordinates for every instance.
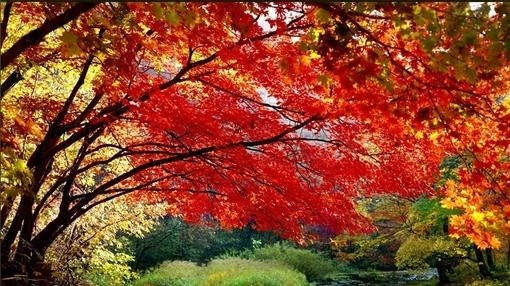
[428,131,440,141]
[414,131,424,139]
[472,211,484,222]
[300,55,311,66]
[440,197,455,209]
[28,121,45,140]
[489,236,501,249]
[309,51,321,60]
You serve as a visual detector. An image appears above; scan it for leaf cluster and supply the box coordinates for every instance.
[395,236,467,270]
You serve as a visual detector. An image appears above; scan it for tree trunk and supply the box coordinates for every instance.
[474,245,491,278]
[507,243,510,270]
[0,195,14,229]
[485,248,496,271]
[1,196,62,285]
[436,257,450,285]
[2,238,53,285]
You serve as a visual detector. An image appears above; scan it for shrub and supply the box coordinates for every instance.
[84,249,138,286]
[132,258,307,286]
[132,261,203,286]
[203,258,307,286]
[466,280,506,286]
[250,242,337,282]
[128,217,280,270]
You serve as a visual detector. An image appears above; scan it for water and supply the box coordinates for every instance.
[316,269,438,286]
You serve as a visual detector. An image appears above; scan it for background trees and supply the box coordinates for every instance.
[127,217,279,270]
[1,2,509,282]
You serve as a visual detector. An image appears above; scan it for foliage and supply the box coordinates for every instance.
[332,233,401,271]
[331,196,412,270]
[132,261,203,286]
[405,197,459,236]
[0,147,32,202]
[204,258,308,286]
[394,196,470,285]
[442,171,510,249]
[466,280,506,286]
[84,249,136,286]
[231,242,337,282]
[1,2,510,280]
[133,258,307,286]
[333,195,466,278]
[437,152,509,250]
[128,217,280,270]
[46,198,165,285]
[395,236,465,270]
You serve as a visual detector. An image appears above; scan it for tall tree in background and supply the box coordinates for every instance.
[1,2,508,281]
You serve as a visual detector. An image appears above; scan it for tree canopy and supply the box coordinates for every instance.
[1,2,509,280]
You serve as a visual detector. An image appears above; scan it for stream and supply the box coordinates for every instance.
[315,269,438,285]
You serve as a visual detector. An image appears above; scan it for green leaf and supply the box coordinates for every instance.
[165,9,181,26]
[486,27,499,41]
[504,38,510,59]
[392,15,404,28]
[428,22,440,34]
[421,37,437,52]
[184,11,200,28]
[298,42,309,52]
[61,31,78,44]
[318,74,330,87]
[315,8,331,25]
[60,31,81,56]
[151,3,164,19]
[423,9,436,23]
[464,66,478,83]
[462,29,479,45]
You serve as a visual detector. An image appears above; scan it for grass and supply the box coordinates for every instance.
[218,242,339,282]
[132,258,307,286]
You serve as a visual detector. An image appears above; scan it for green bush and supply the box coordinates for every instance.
[132,261,203,286]
[466,280,506,286]
[132,258,307,286]
[128,217,280,270]
[203,258,307,286]
[250,242,337,281]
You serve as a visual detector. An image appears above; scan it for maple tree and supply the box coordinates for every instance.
[0,2,509,282]
[313,2,510,249]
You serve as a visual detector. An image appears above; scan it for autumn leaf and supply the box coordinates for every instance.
[1,3,509,279]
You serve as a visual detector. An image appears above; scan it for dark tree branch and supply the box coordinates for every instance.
[0,196,14,230]
[8,17,318,263]
[77,114,320,208]
[197,78,305,119]
[1,3,98,70]
[30,115,321,245]
[0,2,13,48]
[46,20,311,168]
[52,29,105,128]
[0,68,22,100]
[72,171,193,201]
